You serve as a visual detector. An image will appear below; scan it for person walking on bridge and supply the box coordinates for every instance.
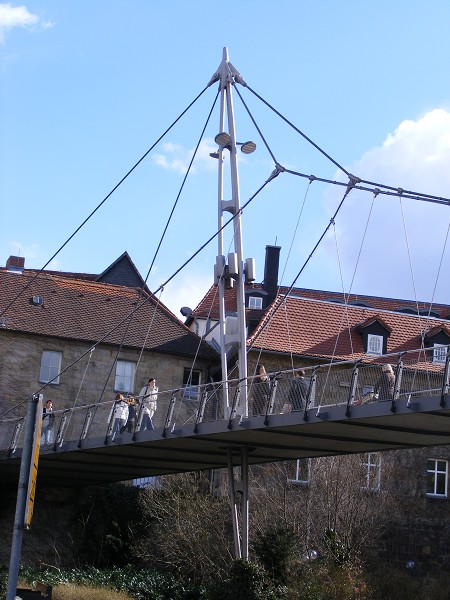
[374,364,395,401]
[41,399,55,445]
[109,393,129,441]
[138,377,158,430]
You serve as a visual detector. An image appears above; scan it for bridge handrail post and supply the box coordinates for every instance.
[440,346,450,406]
[54,409,70,449]
[8,418,24,455]
[346,360,361,417]
[303,367,319,422]
[195,387,209,432]
[264,378,279,425]
[104,404,116,443]
[228,384,241,428]
[134,399,147,436]
[162,392,178,437]
[78,405,95,448]
[391,354,405,412]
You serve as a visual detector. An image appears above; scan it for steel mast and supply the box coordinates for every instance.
[209,47,250,418]
[208,48,254,560]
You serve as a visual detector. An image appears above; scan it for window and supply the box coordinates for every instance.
[39,351,62,384]
[427,459,448,497]
[182,368,201,400]
[248,296,263,310]
[287,459,310,483]
[367,334,383,355]
[362,453,381,491]
[133,476,161,489]
[114,360,136,393]
[433,344,448,364]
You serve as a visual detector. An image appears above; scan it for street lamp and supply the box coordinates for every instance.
[214,132,256,154]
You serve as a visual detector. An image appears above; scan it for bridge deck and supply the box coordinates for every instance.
[1,393,450,487]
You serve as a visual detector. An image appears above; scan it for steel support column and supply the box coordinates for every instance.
[227,447,249,560]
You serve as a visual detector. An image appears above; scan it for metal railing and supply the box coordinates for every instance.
[1,346,449,456]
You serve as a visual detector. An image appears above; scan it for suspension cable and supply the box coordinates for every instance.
[2,169,278,417]
[141,89,220,288]
[427,219,450,319]
[96,90,220,402]
[332,220,355,358]
[399,195,422,322]
[248,181,355,353]
[284,167,450,207]
[0,85,211,320]
[244,85,351,177]
[346,192,377,298]
[279,181,312,371]
[234,85,278,164]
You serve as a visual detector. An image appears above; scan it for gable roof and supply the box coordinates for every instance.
[424,324,450,340]
[96,251,149,290]
[355,315,393,333]
[191,284,450,322]
[0,270,218,360]
[247,295,449,362]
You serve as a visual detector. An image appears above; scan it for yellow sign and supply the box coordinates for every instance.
[25,394,43,529]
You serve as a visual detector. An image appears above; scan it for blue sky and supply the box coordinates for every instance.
[1,1,450,317]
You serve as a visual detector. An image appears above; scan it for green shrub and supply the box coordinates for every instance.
[253,524,299,584]
[17,565,207,600]
[208,559,284,600]
[73,483,145,568]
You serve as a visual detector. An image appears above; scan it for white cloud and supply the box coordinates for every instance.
[317,109,450,305]
[158,270,213,320]
[152,139,218,175]
[0,3,54,43]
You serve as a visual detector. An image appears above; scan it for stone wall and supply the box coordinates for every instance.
[0,329,212,416]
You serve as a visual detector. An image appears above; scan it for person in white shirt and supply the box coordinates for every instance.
[138,377,158,430]
[108,393,129,440]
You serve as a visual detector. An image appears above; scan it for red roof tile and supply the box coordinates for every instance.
[192,285,450,321]
[247,295,448,362]
[0,271,218,359]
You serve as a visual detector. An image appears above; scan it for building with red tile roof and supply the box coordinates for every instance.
[187,245,450,376]
[0,253,219,414]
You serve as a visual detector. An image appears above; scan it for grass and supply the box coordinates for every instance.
[16,582,134,600]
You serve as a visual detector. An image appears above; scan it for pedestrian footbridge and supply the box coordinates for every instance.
[1,349,449,488]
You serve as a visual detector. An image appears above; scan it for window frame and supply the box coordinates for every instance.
[248,296,263,310]
[182,368,202,401]
[426,458,449,498]
[39,350,62,385]
[114,359,136,394]
[361,452,382,491]
[432,343,448,365]
[287,458,310,484]
[367,334,383,356]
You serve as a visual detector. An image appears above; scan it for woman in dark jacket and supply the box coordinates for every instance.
[252,365,271,415]
[374,364,395,401]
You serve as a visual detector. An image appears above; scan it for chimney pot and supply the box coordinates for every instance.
[263,245,281,306]
[6,255,25,272]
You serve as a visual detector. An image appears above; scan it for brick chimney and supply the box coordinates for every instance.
[5,256,25,273]
[262,245,280,306]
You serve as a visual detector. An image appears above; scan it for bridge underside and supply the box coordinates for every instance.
[1,394,450,488]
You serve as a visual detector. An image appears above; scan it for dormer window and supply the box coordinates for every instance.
[248,296,263,310]
[433,344,448,364]
[355,316,392,356]
[424,327,450,364]
[367,334,383,355]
